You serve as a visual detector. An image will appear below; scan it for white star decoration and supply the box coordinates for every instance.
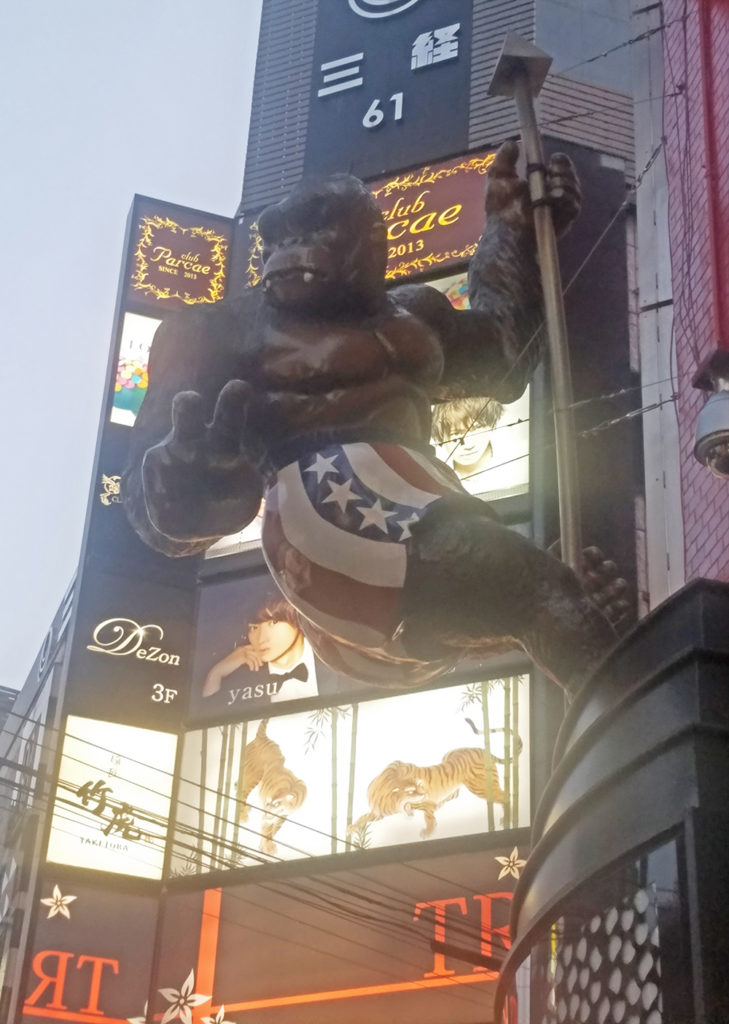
[40,885,77,919]
[396,512,420,540]
[202,1007,234,1024]
[494,847,526,880]
[127,1003,148,1024]
[304,452,339,482]
[159,969,209,1024]
[357,498,395,533]
[323,476,358,512]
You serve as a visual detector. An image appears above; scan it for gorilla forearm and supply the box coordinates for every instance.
[391,216,543,405]
[466,216,544,399]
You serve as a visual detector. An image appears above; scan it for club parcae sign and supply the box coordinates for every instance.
[87,618,181,666]
[348,0,423,16]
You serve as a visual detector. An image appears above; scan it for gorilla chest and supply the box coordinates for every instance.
[255,314,440,391]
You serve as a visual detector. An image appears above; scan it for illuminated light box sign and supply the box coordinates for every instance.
[188,571,358,724]
[22,870,157,1023]
[127,196,232,312]
[370,151,495,280]
[429,273,530,503]
[67,568,195,728]
[155,845,525,1024]
[172,674,529,876]
[110,312,160,426]
[243,148,495,289]
[46,715,176,879]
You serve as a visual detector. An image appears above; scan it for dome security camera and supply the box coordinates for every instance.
[694,389,729,477]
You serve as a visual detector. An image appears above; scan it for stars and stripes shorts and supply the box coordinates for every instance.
[261,441,466,686]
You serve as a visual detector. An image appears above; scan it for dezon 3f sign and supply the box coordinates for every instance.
[87,618,181,667]
[67,570,194,728]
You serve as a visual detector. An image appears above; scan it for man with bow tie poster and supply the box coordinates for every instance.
[200,593,341,712]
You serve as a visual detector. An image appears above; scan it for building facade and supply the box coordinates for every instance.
[0,3,654,1023]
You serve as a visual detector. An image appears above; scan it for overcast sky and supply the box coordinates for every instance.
[0,1,263,688]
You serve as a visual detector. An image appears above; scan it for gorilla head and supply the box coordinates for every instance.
[257,174,388,314]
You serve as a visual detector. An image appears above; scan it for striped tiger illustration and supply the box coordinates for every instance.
[349,747,505,840]
[238,719,307,855]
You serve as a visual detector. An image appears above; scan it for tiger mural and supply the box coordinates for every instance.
[349,747,505,841]
[238,719,307,855]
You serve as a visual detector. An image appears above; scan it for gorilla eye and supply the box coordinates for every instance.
[285,200,324,235]
[258,206,285,241]
[296,195,345,234]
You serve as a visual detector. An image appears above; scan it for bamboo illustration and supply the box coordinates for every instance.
[480,681,496,831]
[346,702,359,842]
[213,725,228,869]
[232,720,248,853]
[512,676,520,826]
[198,729,207,872]
[503,677,512,829]
[221,724,236,863]
[331,711,339,854]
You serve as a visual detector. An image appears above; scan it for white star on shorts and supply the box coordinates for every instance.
[323,477,359,512]
[396,512,420,540]
[304,452,339,482]
[357,498,395,533]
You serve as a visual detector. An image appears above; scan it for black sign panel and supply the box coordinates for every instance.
[87,424,199,585]
[23,870,158,1023]
[155,843,526,1024]
[304,0,473,179]
[66,568,195,729]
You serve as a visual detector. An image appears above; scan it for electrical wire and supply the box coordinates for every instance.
[3,22,687,980]
[0,709,527,945]
[440,137,667,462]
[554,13,686,75]
[28,779,518,988]
[16,771,520,982]
[2,724,526,964]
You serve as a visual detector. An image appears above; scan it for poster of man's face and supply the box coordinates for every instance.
[430,273,530,503]
[188,570,350,723]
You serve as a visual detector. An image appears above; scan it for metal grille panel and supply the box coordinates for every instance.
[529,885,663,1024]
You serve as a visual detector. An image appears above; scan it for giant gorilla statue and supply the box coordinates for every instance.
[124,142,617,695]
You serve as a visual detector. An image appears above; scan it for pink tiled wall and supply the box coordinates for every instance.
[663,0,729,580]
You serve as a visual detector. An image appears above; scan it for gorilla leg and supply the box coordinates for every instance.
[399,498,616,696]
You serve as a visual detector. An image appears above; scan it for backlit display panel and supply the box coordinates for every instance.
[110,312,160,426]
[430,272,530,503]
[188,571,358,725]
[172,674,529,876]
[47,715,176,879]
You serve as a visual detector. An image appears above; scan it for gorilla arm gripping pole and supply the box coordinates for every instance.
[489,35,582,573]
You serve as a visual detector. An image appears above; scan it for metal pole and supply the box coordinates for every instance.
[512,68,582,572]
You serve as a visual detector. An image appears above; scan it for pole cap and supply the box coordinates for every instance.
[488,33,553,99]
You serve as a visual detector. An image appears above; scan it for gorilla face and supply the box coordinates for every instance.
[258,174,388,313]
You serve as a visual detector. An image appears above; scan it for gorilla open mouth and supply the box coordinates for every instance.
[262,265,325,291]
[262,246,332,295]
